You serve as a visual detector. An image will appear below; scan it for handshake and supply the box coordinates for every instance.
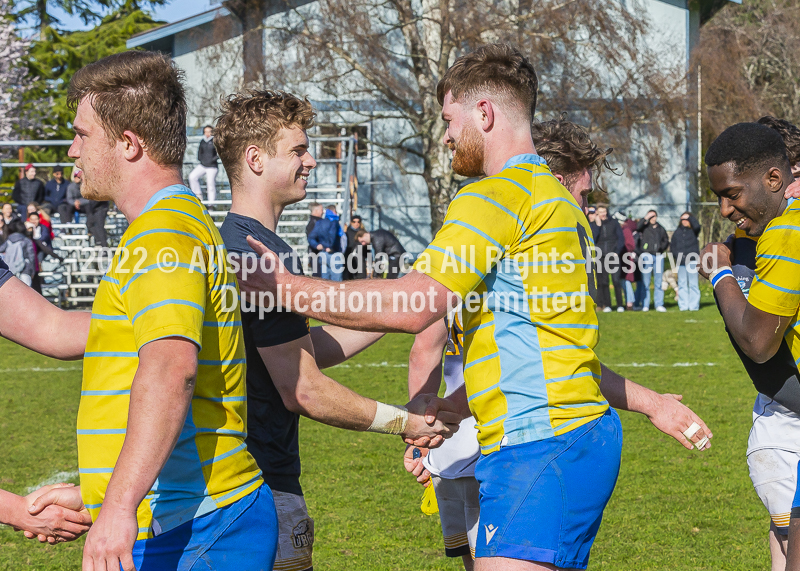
[10,483,91,544]
[398,393,466,449]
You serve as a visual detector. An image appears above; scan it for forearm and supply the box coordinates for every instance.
[288,371,377,430]
[0,279,90,359]
[101,347,195,514]
[443,384,471,419]
[407,320,448,399]
[310,325,384,369]
[599,363,661,415]
[715,279,781,362]
[0,489,28,528]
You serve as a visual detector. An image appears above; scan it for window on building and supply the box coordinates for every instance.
[318,125,369,159]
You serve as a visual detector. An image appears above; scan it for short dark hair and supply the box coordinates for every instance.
[705,122,791,176]
[204,125,214,131]
[351,215,362,222]
[68,51,187,168]
[7,219,26,235]
[355,229,368,240]
[757,116,800,166]
[532,115,613,180]
[437,43,538,121]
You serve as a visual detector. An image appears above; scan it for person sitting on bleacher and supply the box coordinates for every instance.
[0,219,36,287]
[58,170,90,224]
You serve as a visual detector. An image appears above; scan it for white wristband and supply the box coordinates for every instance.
[709,265,732,282]
[367,402,409,435]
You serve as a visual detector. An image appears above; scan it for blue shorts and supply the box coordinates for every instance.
[128,484,278,571]
[474,409,623,569]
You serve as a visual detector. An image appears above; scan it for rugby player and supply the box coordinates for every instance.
[215,89,461,571]
[238,43,710,570]
[65,51,275,570]
[404,117,713,570]
[698,122,800,571]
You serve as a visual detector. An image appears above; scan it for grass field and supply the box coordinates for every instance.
[0,289,774,570]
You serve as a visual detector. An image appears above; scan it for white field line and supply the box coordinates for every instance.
[331,362,408,368]
[610,362,717,368]
[26,470,80,494]
[0,366,81,374]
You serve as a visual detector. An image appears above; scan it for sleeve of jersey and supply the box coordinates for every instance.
[413,189,517,297]
[119,230,207,350]
[247,311,310,348]
[748,226,800,317]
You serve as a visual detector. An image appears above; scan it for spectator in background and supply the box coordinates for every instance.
[344,214,367,280]
[0,218,6,245]
[0,219,35,286]
[188,125,219,203]
[43,167,68,214]
[2,203,17,225]
[591,204,625,312]
[12,165,45,218]
[356,228,406,279]
[307,206,343,281]
[87,198,109,248]
[306,202,324,277]
[59,170,89,224]
[636,209,670,312]
[617,214,638,310]
[586,206,596,223]
[325,204,345,252]
[670,211,701,312]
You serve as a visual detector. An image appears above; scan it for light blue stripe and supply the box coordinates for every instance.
[451,192,526,230]
[482,413,508,427]
[536,226,578,235]
[212,474,262,505]
[84,503,102,510]
[443,220,504,250]
[79,467,115,474]
[200,441,248,467]
[427,245,486,279]
[139,185,196,215]
[131,299,204,325]
[138,527,150,534]
[528,291,589,298]
[196,428,247,437]
[202,321,242,327]
[211,283,237,292]
[765,224,800,233]
[84,351,138,358]
[502,153,547,169]
[541,344,589,352]
[532,197,583,212]
[480,439,503,452]
[125,228,203,246]
[81,390,131,396]
[77,428,127,435]
[489,176,532,197]
[753,275,800,295]
[197,358,246,366]
[148,208,206,227]
[468,382,501,402]
[193,395,246,402]
[534,322,599,330]
[101,276,119,285]
[120,263,206,295]
[520,260,584,268]
[463,351,499,370]
[91,313,128,321]
[464,320,495,336]
[546,371,602,384]
[554,416,589,433]
[553,400,608,409]
[758,254,800,265]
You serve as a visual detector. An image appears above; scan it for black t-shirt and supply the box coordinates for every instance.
[721,236,800,413]
[220,213,310,495]
[0,257,11,289]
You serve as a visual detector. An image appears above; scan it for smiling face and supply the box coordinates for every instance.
[264,126,316,207]
[708,161,787,237]
[441,92,485,178]
[68,98,122,202]
[2,204,12,219]
[25,167,36,180]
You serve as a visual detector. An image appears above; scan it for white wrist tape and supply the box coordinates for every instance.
[709,266,733,287]
[367,402,409,435]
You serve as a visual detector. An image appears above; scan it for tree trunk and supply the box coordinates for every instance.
[224,0,266,85]
[37,0,48,40]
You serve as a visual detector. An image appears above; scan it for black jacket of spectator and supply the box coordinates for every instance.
[44,179,68,207]
[370,229,405,258]
[592,217,624,257]
[636,218,669,255]
[198,138,219,168]
[12,177,45,206]
[305,215,321,253]
[670,215,701,265]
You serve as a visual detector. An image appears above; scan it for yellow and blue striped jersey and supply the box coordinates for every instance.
[414,154,606,454]
[748,199,800,368]
[78,185,262,539]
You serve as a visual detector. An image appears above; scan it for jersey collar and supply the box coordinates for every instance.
[502,153,547,170]
[139,184,195,217]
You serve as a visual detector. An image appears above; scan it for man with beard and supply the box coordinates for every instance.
[237,44,711,571]
[698,122,800,571]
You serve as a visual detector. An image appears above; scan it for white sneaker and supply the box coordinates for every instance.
[642,306,649,312]
[603,307,612,313]
[656,306,667,313]
[617,307,625,313]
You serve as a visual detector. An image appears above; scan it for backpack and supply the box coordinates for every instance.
[1,239,27,277]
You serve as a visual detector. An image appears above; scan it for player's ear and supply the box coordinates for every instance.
[245,145,264,175]
[766,166,786,194]
[553,172,566,186]
[476,99,494,132]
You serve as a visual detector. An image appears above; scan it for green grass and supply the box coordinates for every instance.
[0,300,771,569]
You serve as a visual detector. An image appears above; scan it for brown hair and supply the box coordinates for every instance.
[757,116,800,165]
[214,90,315,186]
[532,115,614,184]
[354,229,368,240]
[437,43,538,121]
[67,51,187,168]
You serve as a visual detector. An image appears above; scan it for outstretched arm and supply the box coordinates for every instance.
[0,277,89,359]
[310,325,384,369]
[599,364,712,450]
[408,319,448,399]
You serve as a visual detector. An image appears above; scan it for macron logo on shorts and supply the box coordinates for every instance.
[485,524,498,544]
